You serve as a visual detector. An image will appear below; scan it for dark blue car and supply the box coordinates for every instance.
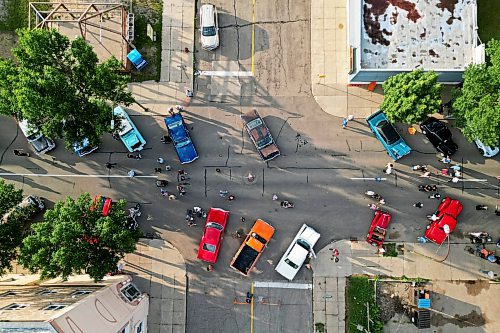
[164,114,199,164]
[366,110,411,160]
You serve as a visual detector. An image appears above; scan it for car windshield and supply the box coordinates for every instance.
[297,239,311,251]
[202,243,216,253]
[378,120,400,145]
[247,118,263,130]
[256,135,272,148]
[202,26,216,36]
[207,222,223,231]
[284,258,299,269]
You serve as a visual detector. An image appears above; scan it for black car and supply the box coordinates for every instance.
[419,117,458,156]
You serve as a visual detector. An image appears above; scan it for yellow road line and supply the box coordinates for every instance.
[251,0,255,74]
[250,281,254,333]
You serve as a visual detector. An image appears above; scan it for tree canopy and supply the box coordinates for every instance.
[380,70,442,124]
[18,193,140,281]
[0,179,24,276]
[0,28,134,149]
[452,39,500,146]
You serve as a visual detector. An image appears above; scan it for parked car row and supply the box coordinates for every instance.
[196,208,321,281]
[366,196,463,248]
[366,110,498,160]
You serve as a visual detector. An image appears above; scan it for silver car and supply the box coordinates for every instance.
[18,120,55,155]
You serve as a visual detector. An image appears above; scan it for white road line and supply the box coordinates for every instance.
[196,70,253,77]
[350,177,387,181]
[253,281,312,290]
[0,173,158,179]
[460,179,488,182]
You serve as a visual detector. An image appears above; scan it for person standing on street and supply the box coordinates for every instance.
[13,149,30,157]
[342,118,348,129]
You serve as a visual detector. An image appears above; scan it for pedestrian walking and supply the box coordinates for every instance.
[13,149,30,157]
[419,172,431,178]
[177,185,186,195]
[272,194,278,201]
[368,203,379,210]
[428,193,441,199]
[342,118,348,129]
[476,205,488,211]
[161,135,172,144]
[450,177,459,183]
[207,264,213,272]
[128,170,136,177]
[175,105,184,112]
[347,114,355,121]
[228,195,235,201]
[155,167,162,173]
[440,168,449,176]
[417,236,427,243]
[441,156,451,164]
[168,194,177,200]
[240,217,246,223]
[331,248,340,262]
[157,157,165,164]
[219,190,228,198]
[160,189,169,197]
[384,163,394,174]
[450,165,461,171]
[186,89,193,97]
[413,202,424,208]
[127,153,134,159]
[188,221,197,227]
[305,263,312,270]
[105,162,117,170]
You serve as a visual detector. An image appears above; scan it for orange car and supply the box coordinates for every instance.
[230,219,275,276]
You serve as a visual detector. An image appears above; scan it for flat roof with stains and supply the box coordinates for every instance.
[360,0,477,70]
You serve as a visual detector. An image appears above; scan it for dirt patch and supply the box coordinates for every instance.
[462,280,491,296]
[0,31,17,59]
[376,281,410,322]
[431,310,485,328]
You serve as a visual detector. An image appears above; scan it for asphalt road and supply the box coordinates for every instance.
[1,0,499,331]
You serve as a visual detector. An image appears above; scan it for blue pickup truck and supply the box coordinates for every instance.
[366,110,411,160]
[164,113,199,164]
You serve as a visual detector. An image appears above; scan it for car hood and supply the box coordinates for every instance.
[391,141,412,158]
[175,138,199,164]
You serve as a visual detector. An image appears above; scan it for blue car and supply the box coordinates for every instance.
[366,110,411,160]
[164,114,199,164]
[113,106,147,152]
[73,138,98,157]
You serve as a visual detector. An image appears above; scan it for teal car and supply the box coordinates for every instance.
[113,107,146,152]
[366,110,411,160]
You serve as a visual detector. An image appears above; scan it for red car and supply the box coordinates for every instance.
[366,210,391,247]
[92,196,113,216]
[425,197,463,245]
[197,208,230,263]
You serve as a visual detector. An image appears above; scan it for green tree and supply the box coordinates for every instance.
[452,39,500,146]
[0,28,134,149]
[0,179,25,276]
[381,69,442,124]
[19,193,140,281]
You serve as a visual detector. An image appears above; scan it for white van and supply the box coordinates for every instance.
[199,4,219,50]
[18,120,56,155]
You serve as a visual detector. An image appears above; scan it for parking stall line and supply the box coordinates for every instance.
[0,173,158,179]
[253,281,313,290]
[196,70,253,77]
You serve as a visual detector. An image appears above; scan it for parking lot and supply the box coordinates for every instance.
[1,0,499,331]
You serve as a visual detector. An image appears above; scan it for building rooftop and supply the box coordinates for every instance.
[360,0,477,70]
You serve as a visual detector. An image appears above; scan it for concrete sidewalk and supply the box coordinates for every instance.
[160,0,194,91]
[310,0,383,118]
[124,238,187,333]
[311,240,500,333]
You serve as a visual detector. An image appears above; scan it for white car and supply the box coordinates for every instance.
[275,224,320,281]
[18,120,56,155]
[474,139,499,158]
[199,4,219,50]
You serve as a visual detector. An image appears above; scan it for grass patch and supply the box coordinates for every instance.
[130,0,163,82]
[477,0,500,42]
[382,243,398,257]
[347,276,384,333]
